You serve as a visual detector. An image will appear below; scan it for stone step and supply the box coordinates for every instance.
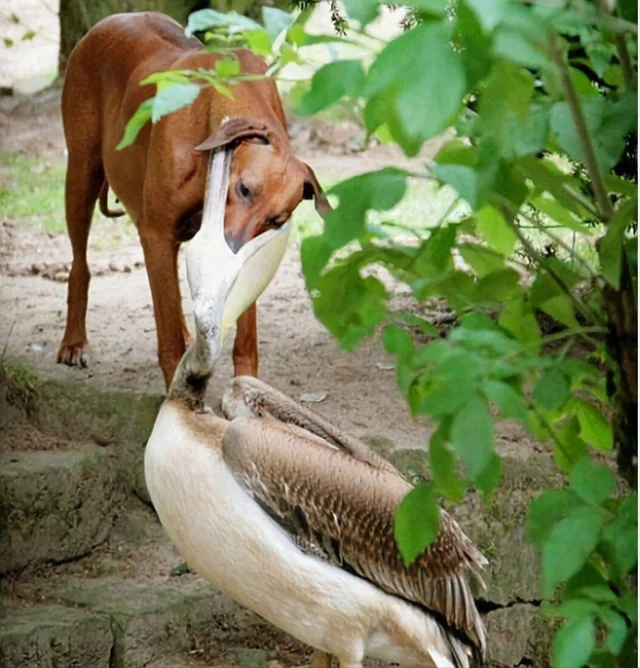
[0,450,116,574]
[0,604,112,668]
[0,576,304,668]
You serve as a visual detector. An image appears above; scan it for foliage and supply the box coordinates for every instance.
[118,1,638,665]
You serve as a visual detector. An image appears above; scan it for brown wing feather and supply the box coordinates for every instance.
[222,376,400,476]
[221,416,487,658]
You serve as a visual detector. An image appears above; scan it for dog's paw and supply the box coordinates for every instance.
[56,342,89,368]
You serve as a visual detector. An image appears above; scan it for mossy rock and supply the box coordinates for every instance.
[0,604,112,667]
[0,451,116,573]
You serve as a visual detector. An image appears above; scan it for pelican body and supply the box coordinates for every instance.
[145,146,487,667]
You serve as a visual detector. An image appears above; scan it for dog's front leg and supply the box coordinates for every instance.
[139,224,188,390]
[233,303,258,377]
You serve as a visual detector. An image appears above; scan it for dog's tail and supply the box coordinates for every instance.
[98,179,125,218]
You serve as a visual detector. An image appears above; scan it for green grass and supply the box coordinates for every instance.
[0,153,67,235]
[1,150,600,271]
[0,153,133,247]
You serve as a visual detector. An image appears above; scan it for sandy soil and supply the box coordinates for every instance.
[0,2,524,454]
[1,91,452,450]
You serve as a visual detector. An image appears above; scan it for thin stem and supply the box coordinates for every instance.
[613,32,636,91]
[496,199,606,326]
[593,0,636,90]
[501,326,608,363]
[517,206,597,279]
[548,34,614,222]
[532,406,577,466]
[557,183,601,219]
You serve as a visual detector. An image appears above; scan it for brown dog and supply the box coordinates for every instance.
[57,11,328,389]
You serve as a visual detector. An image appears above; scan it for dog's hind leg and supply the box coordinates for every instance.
[57,148,104,368]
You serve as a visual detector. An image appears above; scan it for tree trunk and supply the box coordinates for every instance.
[58,0,294,73]
[58,0,198,73]
[604,260,638,488]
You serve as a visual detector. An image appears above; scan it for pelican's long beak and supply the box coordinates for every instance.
[171,147,290,395]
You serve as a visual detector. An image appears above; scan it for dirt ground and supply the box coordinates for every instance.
[0,90,454,451]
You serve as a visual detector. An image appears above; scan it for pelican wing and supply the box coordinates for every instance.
[221,415,487,658]
[222,376,400,476]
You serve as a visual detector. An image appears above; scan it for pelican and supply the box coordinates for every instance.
[144,145,488,668]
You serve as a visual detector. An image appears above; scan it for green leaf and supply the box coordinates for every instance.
[429,419,466,502]
[570,458,615,506]
[499,296,540,347]
[533,368,571,411]
[542,506,603,596]
[245,28,272,55]
[435,139,478,167]
[312,266,387,350]
[508,104,551,158]
[530,194,593,233]
[617,0,638,22]
[551,94,637,175]
[577,584,617,603]
[421,383,476,418]
[432,164,478,207]
[409,0,448,16]
[563,562,610,600]
[602,609,629,656]
[527,488,585,549]
[3,37,13,48]
[599,197,637,290]
[297,60,365,116]
[464,0,508,31]
[151,82,201,123]
[554,417,590,472]
[140,71,190,87]
[459,243,505,277]
[394,483,441,566]
[493,28,547,68]
[382,325,414,360]
[575,401,613,451]
[215,58,240,78]
[602,516,638,574]
[344,0,379,26]
[476,268,521,303]
[451,395,495,480]
[402,313,438,338]
[483,380,526,421]
[261,7,294,42]
[117,99,154,150]
[475,204,516,256]
[616,596,638,623]
[363,22,466,155]
[546,598,600,620]
[552,617,596,668]
[211,80,233,99]
[186,8,260,36]
[433,140,499,209]
[474,453,503,495]
[21,29,36,41]
[540,294,579,329]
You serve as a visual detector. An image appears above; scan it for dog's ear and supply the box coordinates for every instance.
[196,118,273,151]
[302,163,331,218]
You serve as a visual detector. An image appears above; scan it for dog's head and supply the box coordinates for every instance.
[196,117,330,253]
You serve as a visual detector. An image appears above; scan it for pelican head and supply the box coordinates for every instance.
[169,147,290,401]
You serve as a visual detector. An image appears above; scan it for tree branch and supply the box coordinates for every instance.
[547,34,615,222]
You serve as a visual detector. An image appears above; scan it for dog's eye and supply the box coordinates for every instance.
[266,217,286,229]
[237,182,251,200]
